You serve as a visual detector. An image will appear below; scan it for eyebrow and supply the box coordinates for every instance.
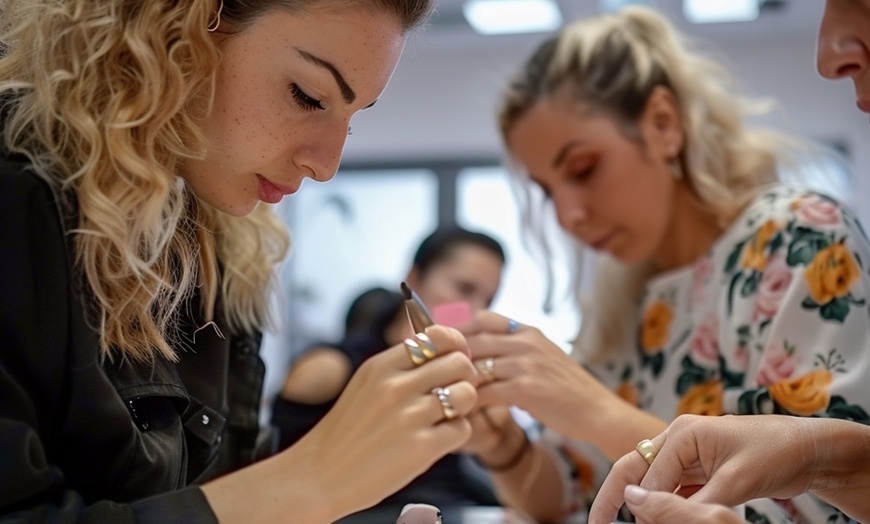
[552,140,586,169]
[296,48,356,104]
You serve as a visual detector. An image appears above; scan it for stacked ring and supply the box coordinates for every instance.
[404,333,437,367]
[635,439,658,466]
[431,387,458,421]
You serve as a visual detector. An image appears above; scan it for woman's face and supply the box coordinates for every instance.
[506,92,681,264]
[818,0,870,118]
[181,6,406,216]
[410,244,503,313]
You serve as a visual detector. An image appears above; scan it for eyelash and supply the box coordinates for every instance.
[290,83,324,111]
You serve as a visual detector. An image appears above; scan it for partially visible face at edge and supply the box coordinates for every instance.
[180,6,406,216]
[818,1,870,117]
[409,244,504,313]
[505,96,678,265]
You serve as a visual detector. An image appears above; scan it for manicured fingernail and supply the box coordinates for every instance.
[624,485,649,505]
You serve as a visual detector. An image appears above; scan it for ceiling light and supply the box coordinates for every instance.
[683,0,759,24]
[463,0,563,35]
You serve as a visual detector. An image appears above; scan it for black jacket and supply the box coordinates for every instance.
[0,160,267,522]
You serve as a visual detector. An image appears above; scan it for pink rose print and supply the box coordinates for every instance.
[691,254,713,307]
[792,194,841,227]
[733,343,750,372]
[689,313,719,369]
[753,254,793,322]
[756,340,797,386]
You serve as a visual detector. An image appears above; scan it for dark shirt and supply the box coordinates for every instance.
[0,160,268,522]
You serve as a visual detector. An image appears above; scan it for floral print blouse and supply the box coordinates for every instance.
[551,185,870,523]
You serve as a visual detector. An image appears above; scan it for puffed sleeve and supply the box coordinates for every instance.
[0,162,218,523]
[717,192,870,424]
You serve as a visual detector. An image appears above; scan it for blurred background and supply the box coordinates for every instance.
[261,0,869,418]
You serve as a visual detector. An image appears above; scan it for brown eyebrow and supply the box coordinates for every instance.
[296,48,356,104]
[552,140,586,169]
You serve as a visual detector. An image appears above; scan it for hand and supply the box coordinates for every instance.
[292,325,479,520]
[462,311,616,440]
[588,414,848,524]
[617,485,744,524]
[457,405,516,456]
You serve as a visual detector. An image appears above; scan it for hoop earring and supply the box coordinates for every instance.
[207,0,224,32]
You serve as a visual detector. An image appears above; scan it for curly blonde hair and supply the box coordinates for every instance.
[0,0,432,363]
[498,6,797,361]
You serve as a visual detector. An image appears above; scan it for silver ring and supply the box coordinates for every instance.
[431,387,458,421]
[507,318,521,333]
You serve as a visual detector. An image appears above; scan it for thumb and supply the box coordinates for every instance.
[623,486,744,524]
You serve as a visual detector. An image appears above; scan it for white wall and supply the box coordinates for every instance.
[343,18,870,223]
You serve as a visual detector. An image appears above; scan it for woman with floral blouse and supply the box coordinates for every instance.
[457,6,870,523]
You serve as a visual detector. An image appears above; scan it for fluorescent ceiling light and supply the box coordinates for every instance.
[463,0,562,35]
[683,0,759,24]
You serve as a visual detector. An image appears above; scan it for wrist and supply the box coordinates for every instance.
[474,422,531,473]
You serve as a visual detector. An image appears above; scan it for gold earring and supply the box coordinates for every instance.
[207,0,224,32]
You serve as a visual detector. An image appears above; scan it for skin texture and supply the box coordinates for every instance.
[281,242,503,411]
[194,7,482,522]
[584,2,870,522]
[180,7,405,216]
[506,87,721,270]
[587,415,870,524]
[458,87,722,522]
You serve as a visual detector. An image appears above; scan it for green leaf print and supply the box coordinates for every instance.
[819,296,851,323]
[826,395,870,424]
[786,226,830,266]
[740,271,760,297]
[801,296,820,310]
[724,239,747,274]
[727,272,742,316]
[676,355,714,396]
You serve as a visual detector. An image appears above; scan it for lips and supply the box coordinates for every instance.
[589,231,617,251]
[256,174,297,204]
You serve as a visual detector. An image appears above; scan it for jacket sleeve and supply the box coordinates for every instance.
[0,163,218,523]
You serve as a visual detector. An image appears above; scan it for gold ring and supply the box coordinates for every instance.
[404,338,430,367]
[635,439,657,466]
[475,357,496,383]
[416,333,437,360]
[431,387,458,420]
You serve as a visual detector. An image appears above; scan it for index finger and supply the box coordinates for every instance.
[381,325,471,372]
[588,447,651,524]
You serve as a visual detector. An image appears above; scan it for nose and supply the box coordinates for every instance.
[552,190,590,234]
[817,5,868,80]
[295,121,349,183]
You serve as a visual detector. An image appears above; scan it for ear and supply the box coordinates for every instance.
[405,267,422,288]
[640,86,684,161]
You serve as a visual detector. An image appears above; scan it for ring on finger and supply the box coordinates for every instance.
[635,438,658,466]
[431,387,458,421]
[404,337,431,367]
[475,357,496,383]
[507,318,521,333]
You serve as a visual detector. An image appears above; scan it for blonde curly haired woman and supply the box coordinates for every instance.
[0,1,480,522]
[458,6,870,523]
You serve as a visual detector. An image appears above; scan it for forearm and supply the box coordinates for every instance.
[807,419,870,522]
[202,446,334,523]
[582,398,669,462]
[490,445,564,522]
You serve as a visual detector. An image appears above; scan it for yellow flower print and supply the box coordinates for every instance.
[561,445,595,493]
[677,381,723,416]
[641,301,673,354]
[804,243,860,305]
[769,369,833,416]
[616,382,640,407]
[741,220,780,271]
